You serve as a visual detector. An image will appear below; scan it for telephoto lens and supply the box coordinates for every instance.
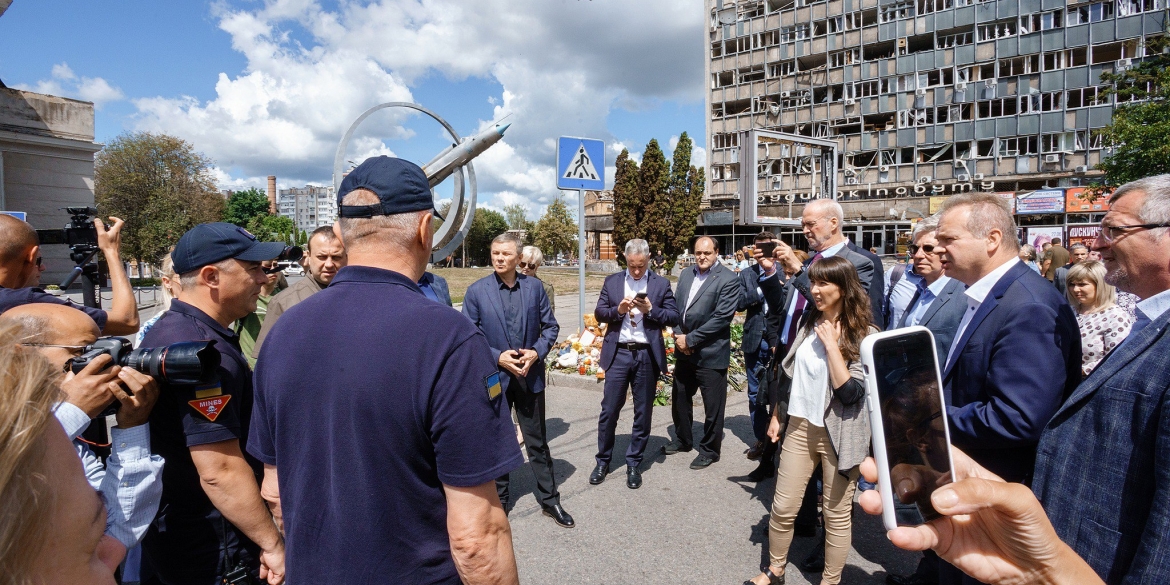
[122,341,221,385]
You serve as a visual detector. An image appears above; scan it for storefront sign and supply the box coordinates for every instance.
[1065,188,1111,213]
[1017,190,1066,214]
[1067,224,1102,248]
[998,192,1016,213]
[929,196,948,214]
[1026,226,1065,250]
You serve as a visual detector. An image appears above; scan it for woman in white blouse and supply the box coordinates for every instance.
[746,256,876,585]
[1066,260,1134,377]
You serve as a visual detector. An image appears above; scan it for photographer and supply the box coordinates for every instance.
[5,303,163,550]
[0,213,140,335]
[141,222,286,585]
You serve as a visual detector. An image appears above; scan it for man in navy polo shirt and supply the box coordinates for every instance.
[249,156,523,585]
[141,223,287,585]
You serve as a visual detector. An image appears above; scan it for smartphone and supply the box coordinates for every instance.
[755,241,777,257]
[861,326,955,531]
[635,291,648,300]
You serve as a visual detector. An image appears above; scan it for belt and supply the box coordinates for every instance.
[616,342,651,351]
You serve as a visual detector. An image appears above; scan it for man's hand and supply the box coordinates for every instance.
[617,297,633,315]
[753,244,776,274]
[517,349,539,377]
[631,296,652,314]
[858,448,1104,585]
[674,334,691,355]
[258,538,286,585]
[112,368,159,428]
[497,351,526,377]
[775,241,802,274]
[61,354,119,418]
[95,217,125,256]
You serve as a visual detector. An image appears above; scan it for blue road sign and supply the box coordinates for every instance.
[0,211,26,221]
[556,136,605,190]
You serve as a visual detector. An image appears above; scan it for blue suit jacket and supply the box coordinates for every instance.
[595,270,680,373]
[1032,306,1170,584]
[462,273,559,394]
[898,277,968,363]
[419,272,452,307]
[943,261,1081,483]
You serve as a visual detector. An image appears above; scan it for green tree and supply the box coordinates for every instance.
[503,202,535,243]
[666,133,704,270]
[1096,36,1170,189]
[94,132,225,264]
[464,208,509,266]
[247,214,299,245]
[224,188,271,227]
[611,149,641,266]
[638,139,671,259]
[531,195,578,259]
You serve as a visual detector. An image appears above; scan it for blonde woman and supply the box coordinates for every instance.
[1066,260,1133,377]
[0,320,127,584]
[520,245,555,312]
[135,253,181,345]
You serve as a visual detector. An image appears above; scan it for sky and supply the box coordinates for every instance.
[0,0,708,219]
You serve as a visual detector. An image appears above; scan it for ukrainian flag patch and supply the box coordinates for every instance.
[485,371,502,400]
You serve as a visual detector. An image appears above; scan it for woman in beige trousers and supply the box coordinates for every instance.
[746,256,875,585]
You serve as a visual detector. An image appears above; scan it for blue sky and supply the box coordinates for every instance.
[0,0,707,218]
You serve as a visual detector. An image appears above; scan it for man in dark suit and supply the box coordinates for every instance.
[417,271,452,306]
[590,239,680,489]
[462,233,574,528]
[935,192,1080,584]
[664,236,742,469]
[737,231,785,461]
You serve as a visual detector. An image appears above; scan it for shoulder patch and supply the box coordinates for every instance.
[484,371,502,400]
[189,394,231,422]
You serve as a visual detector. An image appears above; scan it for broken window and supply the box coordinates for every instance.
[937,31,973,48]
[1042,132,1077,153]
[880,2,915,22]
[1020,10,1062,34]
[979,21,1015,41]
[1067,86,1105,108]
[1068,1,1114,24]
[998,136,1038,156]
[977,97,1019,118]
[1117,0,1163,16]
[830,48,860,67]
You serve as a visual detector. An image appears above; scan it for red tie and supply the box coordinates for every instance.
[784,252,823,348]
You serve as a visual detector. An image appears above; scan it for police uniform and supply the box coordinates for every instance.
[140,299,262,584]
[0,286,109,329]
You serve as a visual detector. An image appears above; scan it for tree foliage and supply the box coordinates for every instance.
[247,214,304,246]
[610,133,704,269]
[532,195,578,259]
[94,132,225,264]
[224,188,271,227]
[1096,36,1170,190]
[464,208,509,266]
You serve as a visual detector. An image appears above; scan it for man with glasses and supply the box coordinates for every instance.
[0,213,139,334]
[896,215,968,362]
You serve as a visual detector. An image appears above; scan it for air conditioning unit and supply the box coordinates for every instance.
[956,174,970,181]
[915,88,927,96]
[769,105,781,116]
[953,160,966,167]
[879,165,891,172]
[956,82,968,91]
[1117,58,1132,70]
[843,168,857,177]
[1044,154,1061,163]
[845,177,859,185]
[919,176,932,184]
[781,90,792,98]
[972,173,985,180]
[844,98,856,105]
[897,38,907,48]
[985,78,998,87]
[1075,165,1089,173]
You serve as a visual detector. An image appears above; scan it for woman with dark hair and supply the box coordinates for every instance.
[746,256,876,585]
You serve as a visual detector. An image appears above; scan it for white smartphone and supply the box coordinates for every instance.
[861,326,956,531]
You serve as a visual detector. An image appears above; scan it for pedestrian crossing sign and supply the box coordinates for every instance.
[556,137,605,190]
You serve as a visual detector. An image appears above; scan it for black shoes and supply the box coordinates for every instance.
[689,454,717,469]
[589,463,609,485]
[626,467,642,489]
[746,462,775,482]
[542,504,575,528]
[663,441,692,455]
[800,533,825,572]
[745,440,765,460]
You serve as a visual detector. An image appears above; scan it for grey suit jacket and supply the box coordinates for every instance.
[674,262,743,369]
[1031,306,1170,584]
[897,277,968,363]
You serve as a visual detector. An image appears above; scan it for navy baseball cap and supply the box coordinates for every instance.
[171,222,289,275]
[337,156,443,220]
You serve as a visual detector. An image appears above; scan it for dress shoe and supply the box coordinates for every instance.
[885,573,937,585]
[589,463,609,485]
[689,454,717,469]
[542,504,575,528]
[746,462,775,482]
[745,440,765,460]
[663,441,692,455]
[626,467,642,489]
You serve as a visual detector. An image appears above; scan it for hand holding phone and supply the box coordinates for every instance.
[635,291,648,300]
[755,241,777,257]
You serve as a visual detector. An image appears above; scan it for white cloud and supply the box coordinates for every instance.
[15,62,125,108]
[124,0,703,212]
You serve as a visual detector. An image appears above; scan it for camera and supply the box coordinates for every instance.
[263,246,304,274]
[35,206,100,248]
[69,337,221,386]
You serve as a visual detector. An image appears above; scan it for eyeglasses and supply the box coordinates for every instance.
[800,218,821,230]
[1098,222,1170,244]
[35,257,43,268]
[907,243,938,256]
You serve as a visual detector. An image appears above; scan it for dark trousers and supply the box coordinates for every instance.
[596,347,658,469]
[497,379,560,509]
[141,509,259,585]
[670,359,728,459]
[744,342,772,443]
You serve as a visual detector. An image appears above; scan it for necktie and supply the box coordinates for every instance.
[784,252,823,347]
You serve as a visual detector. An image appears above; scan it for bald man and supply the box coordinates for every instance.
[5,303,164,549]
[0,214,139,334]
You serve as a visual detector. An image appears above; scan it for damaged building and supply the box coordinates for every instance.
[702,0,1166,254]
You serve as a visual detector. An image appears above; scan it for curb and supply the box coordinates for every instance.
[547,371,606,392]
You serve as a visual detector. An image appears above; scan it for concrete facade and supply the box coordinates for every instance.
[277,184,337,233]
[0,88,101,282]
[704,0,1165,254]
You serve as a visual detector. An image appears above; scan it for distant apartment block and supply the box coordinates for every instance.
[277,185,337,233]
[703,0,1166,254]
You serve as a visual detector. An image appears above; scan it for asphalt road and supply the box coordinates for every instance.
[505,382,919,585]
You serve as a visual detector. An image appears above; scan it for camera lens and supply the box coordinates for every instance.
[122,341,221,385]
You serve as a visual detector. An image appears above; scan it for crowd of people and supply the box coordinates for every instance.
[0,155,1167,585]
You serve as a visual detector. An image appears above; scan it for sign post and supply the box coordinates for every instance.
[556,136,605,334]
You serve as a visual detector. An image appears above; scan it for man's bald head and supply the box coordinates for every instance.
[5,304,99,368]
[0,214,37,265]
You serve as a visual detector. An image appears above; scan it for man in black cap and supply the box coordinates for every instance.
[249,156,522,584]
[140,223,289,585]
